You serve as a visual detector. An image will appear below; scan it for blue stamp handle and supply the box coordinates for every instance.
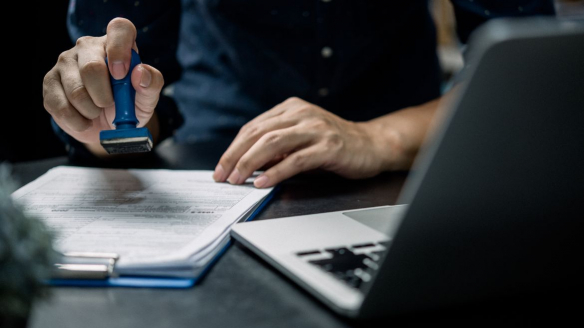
[105,50,141,130]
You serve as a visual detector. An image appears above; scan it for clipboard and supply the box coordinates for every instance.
[47,187,277,288]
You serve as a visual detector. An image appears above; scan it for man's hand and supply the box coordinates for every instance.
[42,18,164,156]
[213,97,397,188]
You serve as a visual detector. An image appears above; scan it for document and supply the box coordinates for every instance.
[11,166,273,278]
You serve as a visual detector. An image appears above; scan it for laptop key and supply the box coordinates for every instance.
[367,250,387,261]
[296,250,321,256]
[306,247,377,289]
[351,243,376,249]
[344,271,364,288]
[324,247,351,255]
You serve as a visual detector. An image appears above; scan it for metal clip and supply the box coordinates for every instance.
[52,252,120,280]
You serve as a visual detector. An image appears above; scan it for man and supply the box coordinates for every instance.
[42,0,555,188]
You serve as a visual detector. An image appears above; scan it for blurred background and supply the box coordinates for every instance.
[2,0,581,163]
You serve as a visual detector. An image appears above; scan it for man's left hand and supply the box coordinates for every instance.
[213,97,390,188]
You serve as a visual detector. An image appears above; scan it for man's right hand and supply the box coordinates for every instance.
[43,18,164,154]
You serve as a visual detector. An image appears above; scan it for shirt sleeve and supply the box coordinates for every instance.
[449,0,556,44]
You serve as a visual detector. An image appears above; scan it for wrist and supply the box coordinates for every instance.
[359,120,408,172]
[361,97,442,172]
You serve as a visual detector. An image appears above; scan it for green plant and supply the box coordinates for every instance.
[0,163,56,326]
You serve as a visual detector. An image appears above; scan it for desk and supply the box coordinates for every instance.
[13,140,577,327]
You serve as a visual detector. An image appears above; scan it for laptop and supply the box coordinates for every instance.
[231,17,584,318]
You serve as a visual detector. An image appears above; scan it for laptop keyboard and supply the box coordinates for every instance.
[296,241,389,290]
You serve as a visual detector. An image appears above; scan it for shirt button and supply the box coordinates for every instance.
[318,88,329,97]
[321,47,333,58]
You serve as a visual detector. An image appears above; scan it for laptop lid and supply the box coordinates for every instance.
[359,17,584,318]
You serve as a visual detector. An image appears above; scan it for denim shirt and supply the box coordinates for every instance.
[64,0,554,145]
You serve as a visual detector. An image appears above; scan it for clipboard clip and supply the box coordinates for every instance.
[52,252,120,280]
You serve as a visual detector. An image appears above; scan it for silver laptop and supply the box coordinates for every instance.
[231,17,584,318]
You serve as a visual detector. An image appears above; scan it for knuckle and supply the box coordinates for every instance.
[310,118,330,130]
[75,36,91,47]
[290,152,309,169]
[42,71,59,89]
[50,101,71,119]
[57,104,73,119]
[220,153,236,167]
[57,50,73,65]
[294,105,313,116]
[244,124,261,138]
[43,93,67,117]
[284,96,301,104]
[80,60,107,76]
[236,159,251,173]
[42,97,55,114]
[239,122,256,136]
[261,132,282,148]
[69,85,91,103]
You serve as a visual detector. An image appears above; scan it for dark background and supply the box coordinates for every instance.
[2,1,71,163]
[6,0,575,164]
[0,0,463,164]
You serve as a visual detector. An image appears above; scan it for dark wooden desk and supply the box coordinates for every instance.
[12,140,577,328]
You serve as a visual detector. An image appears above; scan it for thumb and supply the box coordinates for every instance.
[130,64,164,126]
[106,18,138,80]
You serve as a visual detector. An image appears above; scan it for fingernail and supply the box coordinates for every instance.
[111,61,126,80]
[227,169,241,185]
[213,164,225,182]
[139,65,151,88]
[254,175,269,188]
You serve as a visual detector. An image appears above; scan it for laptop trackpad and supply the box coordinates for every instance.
[342,205,407,237]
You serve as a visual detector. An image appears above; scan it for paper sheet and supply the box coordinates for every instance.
[11,166,273,274]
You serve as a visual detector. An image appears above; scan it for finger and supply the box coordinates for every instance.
[130,64,164,126]
[76,36,114,108]
[228,97,301,139]
[259,153,288,170]
[226,126,314,184]
[105,18,138,80]
[214,115,299,182]
[57,53,103,120]
[43,70,92,132]
[253,146,323,188]
[248,96,300,123]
